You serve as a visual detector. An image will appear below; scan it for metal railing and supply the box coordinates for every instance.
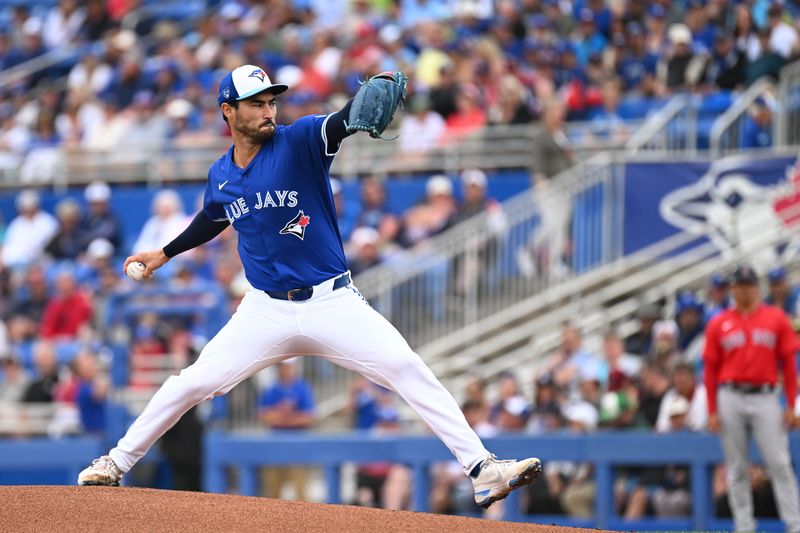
[710,77,777,158]
[626,95,697,153]
[354,151,619,346]
[777,59,800,147]
[1,119,640,189]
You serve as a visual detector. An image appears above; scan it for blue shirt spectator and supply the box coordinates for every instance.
[740,99,773,149]
[765,267,800,318]
[73,352,108,434]
[77,381,106,432]
[259,360,315,430]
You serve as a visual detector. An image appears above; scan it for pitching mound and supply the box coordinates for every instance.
[0,486,603,532]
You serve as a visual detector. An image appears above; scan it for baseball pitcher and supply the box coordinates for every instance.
[77,65,541,508]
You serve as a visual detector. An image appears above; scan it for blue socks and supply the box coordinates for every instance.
[469,461,483,478]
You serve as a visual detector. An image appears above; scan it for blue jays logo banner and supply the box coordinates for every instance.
[623,155,800,262]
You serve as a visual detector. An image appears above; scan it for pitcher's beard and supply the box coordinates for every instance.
[239,122,275,143]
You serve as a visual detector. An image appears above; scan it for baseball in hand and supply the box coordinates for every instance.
[126,261,146,281]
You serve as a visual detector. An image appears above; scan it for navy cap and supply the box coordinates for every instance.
[768,266,787,283]
[218,64,288,107]
[729,263,758,285]
[675,291,702,314]
[710,273,729,287]
[648,4,666,18]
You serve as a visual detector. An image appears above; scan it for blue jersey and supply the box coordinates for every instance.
[203,114,348,292]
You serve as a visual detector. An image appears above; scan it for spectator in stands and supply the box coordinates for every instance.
[0,352,30,403]
[445,83,487,139]
[450,169,506,292]
[46,199,86,260]
[560,402,598,518]
[602,330,643,382]
[132,189,188,253]
[431,398,496,516]
[734,5,760,62]
[355,177,401,245]
[588,77,629,143]
[655,362,707,433]
[705,273,730,321]
[43,0,87,50]
[489,74,534,125]
[81,181,121,250]
[106,55,151,111]
[767,4,799,60]
[674,291,704,352]
[636,362,671,428]
[6,18,47,69]
[81,0,116,43]
[573,8,607,67]
[650,319,681,371]
[67,52,114,99]
[73,351,108,435]
[527,375,564,434]
[489,371,530,431]
[401,175,456,247]
[5,263,50,328]
[22,341,59,403]
[700,31,747,91]
[40,267,93,340]
[398,94,446,154]
[658,23,703,93]
[765,266,800,318]
[0,190,58,269]
[746,27,785,84]
[542,323,603,400]
[648,396,692,518]
[347,227,383,276]
[740,96,774,150]
[331,179,357,243]
[625,304,661,357]
[618,22,659,95]
[531,100,574,182]
[347,376,406,508]
[260,359,315,501]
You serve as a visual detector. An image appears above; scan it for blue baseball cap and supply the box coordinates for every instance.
[218,64,288,107]
[710,273,729,287]
[675,291,702,314]
[768,266,787,283]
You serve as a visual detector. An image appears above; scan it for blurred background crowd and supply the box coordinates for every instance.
[0,0,798,179]
[1,0,800,524]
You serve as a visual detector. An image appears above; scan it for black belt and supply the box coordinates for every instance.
[265,273,351,302]
[720,382,776,394]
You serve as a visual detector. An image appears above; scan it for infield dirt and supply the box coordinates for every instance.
[0,485,609,532]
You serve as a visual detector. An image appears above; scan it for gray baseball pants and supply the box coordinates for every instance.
[718,387,800,532]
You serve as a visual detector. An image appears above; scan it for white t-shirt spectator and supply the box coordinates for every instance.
[0,210,58,267]
[132,213,189,253]
[771,22,800,59]
[655,384,708,433]
[399,111,446,153]
[42,4,86,49]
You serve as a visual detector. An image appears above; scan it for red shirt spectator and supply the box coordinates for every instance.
[40,270,93,339]
[704,294,798,416]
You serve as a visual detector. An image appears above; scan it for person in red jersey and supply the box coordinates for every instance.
[704,263,800,533]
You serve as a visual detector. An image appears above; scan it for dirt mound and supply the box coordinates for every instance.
[0,486,603,532]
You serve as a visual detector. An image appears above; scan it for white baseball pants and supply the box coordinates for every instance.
[109,276,489,475]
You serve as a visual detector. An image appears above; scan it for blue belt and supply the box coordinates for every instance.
[265,273,351,302]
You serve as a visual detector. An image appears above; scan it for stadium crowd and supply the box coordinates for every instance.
[2,0,800,519]
[1,0,799,180]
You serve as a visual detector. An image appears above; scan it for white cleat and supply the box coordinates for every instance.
[472,454,542,509]
[77,455,123,487]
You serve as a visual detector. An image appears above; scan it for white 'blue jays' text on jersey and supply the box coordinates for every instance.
[203,114,347,292]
